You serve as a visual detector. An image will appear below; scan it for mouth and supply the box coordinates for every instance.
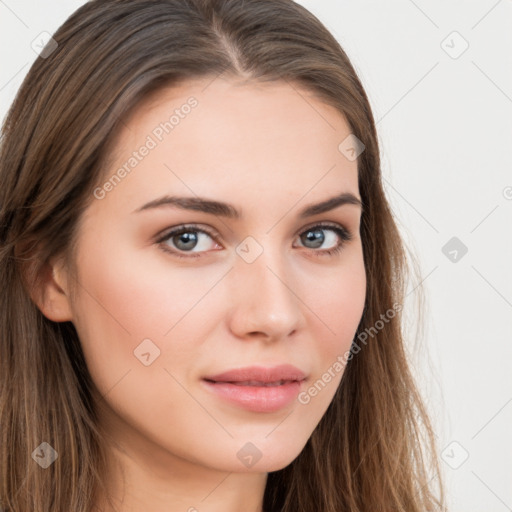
[201,364,307,412]
[203,378,301,387]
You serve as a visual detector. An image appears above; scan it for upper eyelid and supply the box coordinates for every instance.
[155,223,217,242]
[294,220,350,235]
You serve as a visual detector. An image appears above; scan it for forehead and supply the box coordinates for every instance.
[92,76,359,217]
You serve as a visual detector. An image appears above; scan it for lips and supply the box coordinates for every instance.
[203,364,307,385]
[201,364,307,413]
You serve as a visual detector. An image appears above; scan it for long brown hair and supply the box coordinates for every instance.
[0,0,445,510]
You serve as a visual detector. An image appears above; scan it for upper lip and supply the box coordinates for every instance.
[203,364,307,384]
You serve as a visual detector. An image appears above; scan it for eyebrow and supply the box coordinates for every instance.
[132,191,363,219]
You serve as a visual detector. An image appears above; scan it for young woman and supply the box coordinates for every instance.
[0,0,445,510]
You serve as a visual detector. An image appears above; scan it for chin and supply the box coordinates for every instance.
[236,439,307,474]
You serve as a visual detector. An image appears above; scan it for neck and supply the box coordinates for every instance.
[92,408,268,512]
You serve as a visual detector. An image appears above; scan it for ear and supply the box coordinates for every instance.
[28,254,74,323]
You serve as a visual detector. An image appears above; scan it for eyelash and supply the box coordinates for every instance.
[155,222,353,260]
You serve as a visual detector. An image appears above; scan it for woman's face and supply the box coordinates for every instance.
[58,77,366,478]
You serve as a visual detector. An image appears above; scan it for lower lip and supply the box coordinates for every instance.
[202,379,303,413]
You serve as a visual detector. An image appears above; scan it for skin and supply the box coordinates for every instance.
[37,76,366,512]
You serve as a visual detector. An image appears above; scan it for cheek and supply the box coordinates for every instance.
[69,237,222,391]
[310,250,366,339]
[303,250,366,384]
[330,271,365,342]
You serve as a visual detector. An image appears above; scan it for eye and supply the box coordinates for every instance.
[294,222,353,257]
[156,224,221,259]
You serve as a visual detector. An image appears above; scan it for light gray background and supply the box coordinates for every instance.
[1,1,511,510]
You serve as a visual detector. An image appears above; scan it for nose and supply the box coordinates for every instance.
[227,245,304,343]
